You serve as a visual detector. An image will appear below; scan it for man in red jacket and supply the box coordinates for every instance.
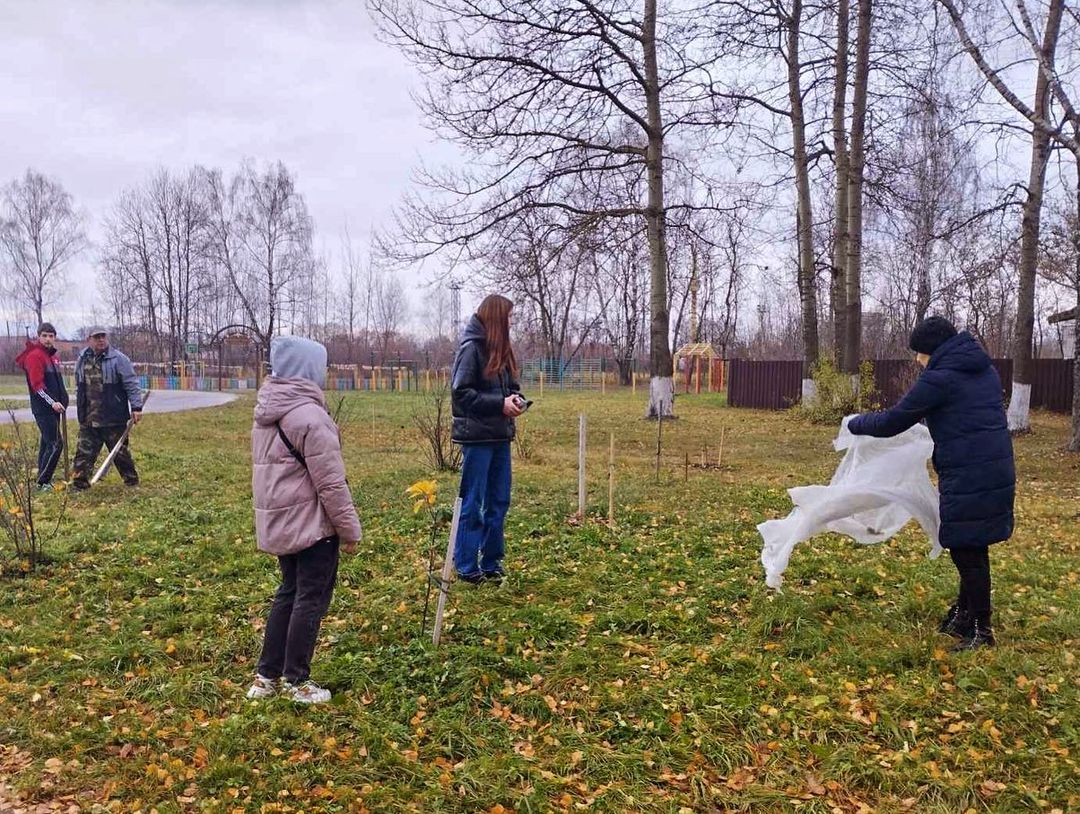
[14,322,70,490]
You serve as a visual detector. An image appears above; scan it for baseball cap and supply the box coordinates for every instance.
[87,326,108,337]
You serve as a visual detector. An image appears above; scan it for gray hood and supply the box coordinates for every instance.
[460,314,487,345]
[270,336,327,387]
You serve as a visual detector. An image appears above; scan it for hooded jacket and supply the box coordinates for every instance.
[15,340,69,415]
[450,315,520,444]
[75,345,143,426]
[252,337,361,555]
[848,331,1014,549]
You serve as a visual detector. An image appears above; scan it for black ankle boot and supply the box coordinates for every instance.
[952,618,995,651]
[938,604,972,639]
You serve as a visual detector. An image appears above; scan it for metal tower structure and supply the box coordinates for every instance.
[448,280,463,337]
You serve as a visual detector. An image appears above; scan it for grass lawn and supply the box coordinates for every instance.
[0,389,1077,813]
[0,376,30,396]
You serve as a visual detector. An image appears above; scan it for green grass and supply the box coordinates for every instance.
[0,375,28,396]
[1,389,1078,813]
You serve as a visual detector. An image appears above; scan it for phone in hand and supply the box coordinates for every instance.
[513,395,533,412]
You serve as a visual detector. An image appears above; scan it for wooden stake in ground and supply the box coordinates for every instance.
[61,410,70,481]
[539,369,545,398]
[578,413,587,517]
[684,451,689,481]
[607,432,615,525]
[718,425,726,468]
[432,497,462,647]
[655,411,663,483]
[372,402,377,445]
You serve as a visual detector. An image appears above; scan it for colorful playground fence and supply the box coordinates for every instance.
[58,359,729,395]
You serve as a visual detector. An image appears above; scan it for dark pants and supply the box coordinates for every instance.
[72,424,138,486]
[257,536,340,684]
[950,547,992,625]
[455,442,512,577]
[32,409,64,486]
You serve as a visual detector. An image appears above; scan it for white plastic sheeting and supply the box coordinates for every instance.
[758,416,941,589]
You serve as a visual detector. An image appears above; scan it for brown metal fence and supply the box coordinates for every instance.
[729,357,1075,414]
[726,359,805,409]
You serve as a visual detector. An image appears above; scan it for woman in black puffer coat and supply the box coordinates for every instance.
[450,294,527,584]
[848,316,1014,650]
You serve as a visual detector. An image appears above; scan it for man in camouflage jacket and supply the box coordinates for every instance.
[72,327,144,489]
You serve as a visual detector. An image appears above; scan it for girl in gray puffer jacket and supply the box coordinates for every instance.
[247,336,362,704]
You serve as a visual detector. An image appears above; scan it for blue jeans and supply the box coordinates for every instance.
[455,442,512,576]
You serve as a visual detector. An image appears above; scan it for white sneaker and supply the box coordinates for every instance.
[282,680,331,704]
[245,674,279,699]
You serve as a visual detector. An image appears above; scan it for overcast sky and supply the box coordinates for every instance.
[0,0,467,336]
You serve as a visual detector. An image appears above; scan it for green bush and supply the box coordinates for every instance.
[793,358,880,424]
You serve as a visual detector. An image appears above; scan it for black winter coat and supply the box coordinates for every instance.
[450,316,520,445]
[848,332,1014,549]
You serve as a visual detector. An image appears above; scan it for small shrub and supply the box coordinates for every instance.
[412,385,462,471]
[0,411,69,572]
[514,420,536,462]
[794,359,880,424]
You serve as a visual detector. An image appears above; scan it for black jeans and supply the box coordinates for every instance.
[950,547,992,624]
[257,536,340,684]
[32,409,64,486]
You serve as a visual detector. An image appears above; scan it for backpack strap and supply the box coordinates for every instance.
[275,423,307,469]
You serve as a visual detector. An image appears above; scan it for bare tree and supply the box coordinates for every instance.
[369,0,735,417]
[787,0,822,395]
[937,0,1075,432]
[710,0,826,393]
[830,0,851,368]
[338,227,367,352]
[590,218,650,383]
[0,170,86,326]
[371,269,408,362]
[481,208,598,364]
[101,169,219,364]
[203,162,317,355]
[842,0,871,373]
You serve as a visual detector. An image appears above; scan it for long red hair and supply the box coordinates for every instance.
[476,294,518,379]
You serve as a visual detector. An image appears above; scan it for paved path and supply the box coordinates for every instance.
[1,390,237,424]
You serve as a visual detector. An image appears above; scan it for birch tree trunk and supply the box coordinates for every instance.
[831,0,850,370]
[1008,6,1060,432]
[844,0,871,375]
[1069,161,1080,451]
[644,0,675,418]
[787,0,820,401]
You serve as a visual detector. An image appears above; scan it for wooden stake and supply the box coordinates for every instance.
[372,402,377,444]
[702,445,707,468]
[607,433,615,525]
[432,497,462,647]
[684,451,689,481]
[632,371,637,395]
[718,425,726,468]
[578,413,587,517]
[540,368,545,398]
[655,411,663,483]
[601,369,606,396]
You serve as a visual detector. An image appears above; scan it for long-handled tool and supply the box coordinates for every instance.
[90,391,150,485]
[61,409,71,481]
